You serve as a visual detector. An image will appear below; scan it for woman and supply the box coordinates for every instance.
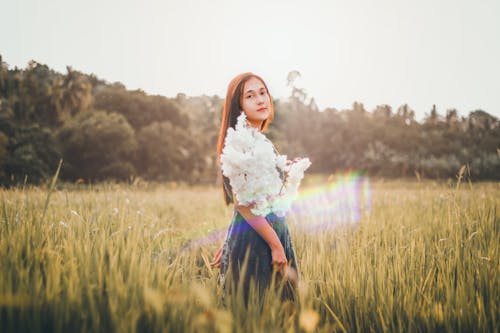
[210,72,310,304]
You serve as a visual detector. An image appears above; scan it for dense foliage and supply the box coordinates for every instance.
[0,55,498,185]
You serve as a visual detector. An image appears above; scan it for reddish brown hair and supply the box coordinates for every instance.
[217,72,275,205]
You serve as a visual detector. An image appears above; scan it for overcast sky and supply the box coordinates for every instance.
[2,0,499,120]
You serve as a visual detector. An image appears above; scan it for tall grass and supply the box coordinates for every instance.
[0,179,498,332]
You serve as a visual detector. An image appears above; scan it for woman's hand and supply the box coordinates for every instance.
[271,243,288,271]
[210,246,223,268]
[234,196,288,272]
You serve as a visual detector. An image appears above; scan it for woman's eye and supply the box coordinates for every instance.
[246,95,252,99]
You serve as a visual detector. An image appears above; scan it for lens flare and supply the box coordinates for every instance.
[185,172,372,253]
[289,172,372,231]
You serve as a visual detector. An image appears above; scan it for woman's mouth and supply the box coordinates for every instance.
[257,107,267,112]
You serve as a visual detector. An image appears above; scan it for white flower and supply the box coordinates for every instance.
[220,112,311,217]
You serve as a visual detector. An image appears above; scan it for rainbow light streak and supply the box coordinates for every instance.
[180,229,227,253]
[183,172,372,252]
[289,172,372,232]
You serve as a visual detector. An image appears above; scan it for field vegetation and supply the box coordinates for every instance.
[0,176,498,332]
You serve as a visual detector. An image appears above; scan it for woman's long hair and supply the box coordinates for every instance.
[217,72,275,205]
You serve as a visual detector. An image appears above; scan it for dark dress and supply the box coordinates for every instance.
[219,175,299,304]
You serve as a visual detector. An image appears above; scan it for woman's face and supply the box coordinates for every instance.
[240,77,271,130]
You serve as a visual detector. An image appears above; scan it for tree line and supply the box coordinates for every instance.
[0,55,498,186]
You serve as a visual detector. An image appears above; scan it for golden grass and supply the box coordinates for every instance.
[0,178,498,332]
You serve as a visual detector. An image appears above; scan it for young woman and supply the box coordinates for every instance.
[210,72,310,303]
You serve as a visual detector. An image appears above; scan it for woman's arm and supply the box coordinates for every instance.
[210,196,288,269]
[234,197,288,269]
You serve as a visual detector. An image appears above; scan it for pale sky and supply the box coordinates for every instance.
[2,0,499,120]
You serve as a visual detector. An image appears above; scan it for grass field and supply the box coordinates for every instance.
[0,176,498,332]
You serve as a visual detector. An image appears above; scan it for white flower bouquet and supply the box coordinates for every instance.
[220,112,311,217]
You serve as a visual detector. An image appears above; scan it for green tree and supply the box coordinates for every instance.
[174,94,223,182]
[135,121,201,181]
[94,85,188,130]
[57,110,137,181]
[57,66,92,118]
[2,124,61,184]
[0,131,7,179]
